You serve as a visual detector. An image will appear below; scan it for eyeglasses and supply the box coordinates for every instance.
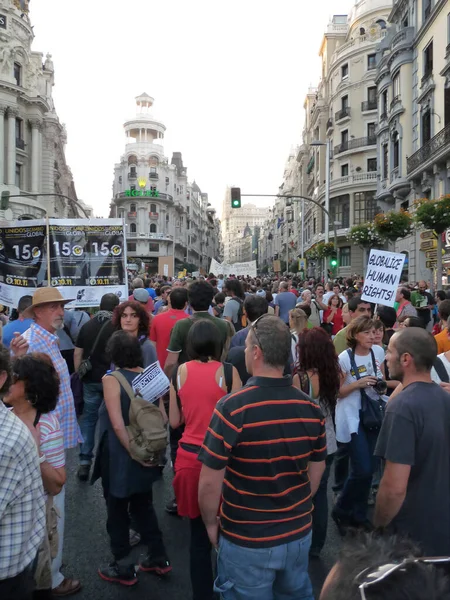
[250,314,270,349]
[356,556,450,599]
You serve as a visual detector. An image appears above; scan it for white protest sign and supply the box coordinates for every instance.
[361,249,406,307]
[132,362,170,404]
[209,259,257,278]
[209,258,223,276]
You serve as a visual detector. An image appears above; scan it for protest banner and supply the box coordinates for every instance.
[209,259,257,278]
[0,218,128,308]
[361,249,406,307]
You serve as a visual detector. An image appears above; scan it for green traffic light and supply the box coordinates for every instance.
[330,259,338,267]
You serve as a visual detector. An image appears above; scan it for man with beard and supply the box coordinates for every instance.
[374,327,450,555]
[11,288,81,596]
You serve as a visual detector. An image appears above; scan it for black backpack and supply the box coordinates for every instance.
[230,297,245,332]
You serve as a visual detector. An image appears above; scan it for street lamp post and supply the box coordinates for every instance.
[311,139,331,244]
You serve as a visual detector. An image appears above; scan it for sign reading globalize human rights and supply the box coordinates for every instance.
[361,249,406,308]
[0,219,128,308]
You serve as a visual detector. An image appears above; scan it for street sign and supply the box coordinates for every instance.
[273,259,281,273]
[426,260,437,269]
[426,250,438,259]
[298,258,307,271]
[420,231,434,240]
[420,239,437,251]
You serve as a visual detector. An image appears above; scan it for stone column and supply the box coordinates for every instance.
[29,119,43,193]
[6,107,19,185]
[0,105,7,184]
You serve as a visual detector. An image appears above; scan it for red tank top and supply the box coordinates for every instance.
[179,361,226,446]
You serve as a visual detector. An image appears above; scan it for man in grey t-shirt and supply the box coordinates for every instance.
[274,282,297,324]
[374,328,450,555]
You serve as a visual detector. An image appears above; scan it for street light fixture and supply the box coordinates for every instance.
[310,139,331,244]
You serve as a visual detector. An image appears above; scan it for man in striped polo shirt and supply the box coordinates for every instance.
[198,315,326,600]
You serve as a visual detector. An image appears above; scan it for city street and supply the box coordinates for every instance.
[63,448,341,600]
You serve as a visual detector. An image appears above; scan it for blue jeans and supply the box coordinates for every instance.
[79,382,104,465]
[215,533,314,600]
[334,422,379,523]
[311,454,334,553]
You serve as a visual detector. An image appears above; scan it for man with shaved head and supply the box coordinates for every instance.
[374,327,450,555]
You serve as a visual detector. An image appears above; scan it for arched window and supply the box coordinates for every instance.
[128,155,137,166]
[376,19,387,29]
[150,203,157,213]
[130,223,136,233]
[360,27,366,35]
[150,224,157,233]
[130,204,136,213]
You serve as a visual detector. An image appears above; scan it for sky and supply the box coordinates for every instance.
[30,0,355,219]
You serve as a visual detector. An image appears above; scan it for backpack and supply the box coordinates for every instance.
[231,297,246,332]
[109,371,168,464]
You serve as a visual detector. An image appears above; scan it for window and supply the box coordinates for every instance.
[313,217,317,234]
[150,203,157,213]
[402,15,409,28]
[376,19,387,30]
[149,243,159,252]
[423,41,433,78]
[341,63,349,79]
[367,158,377,172]
[393,131,400,169]
[15,163,21,187]
[130,185,136,191]
[339,247,351,267]
[150,167,157,174]
[330,195,350,229]
[341,129,349,151]
[422,108,432,144]
[13,62,21,86]
[130,203,136,213]
[354,192,379,224]
[15,118,23,140]
[381,89,388,116]
[150,224,157,233]
[393,73,400,99]
[382,144,388,179]
[130,223,136,233]
[367,123,376,139]
[130,166,136,176]
[127,242,136,252]
[424,1,431,20]
[165,177,169,185]
[166,214,169,223]
[342,95,349,110]
[341,164,349,177]
[367,54,377,70]
[368,86,377,104]
[118,175,122,184]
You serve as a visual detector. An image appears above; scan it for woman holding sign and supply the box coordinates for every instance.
[169,320,241,600]
[332,316,387,534]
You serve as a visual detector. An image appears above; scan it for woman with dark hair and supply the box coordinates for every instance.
[94,330,170,587]
[323,294,344,336]
[169,320,241,600]
[292,327,340,557]
[5,352,65,598]
[332,316,386,532]
[112,301,157,367]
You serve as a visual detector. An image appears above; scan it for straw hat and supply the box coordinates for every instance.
[23,287,74,318]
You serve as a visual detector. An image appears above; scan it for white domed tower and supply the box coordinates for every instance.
[123,93,167,161]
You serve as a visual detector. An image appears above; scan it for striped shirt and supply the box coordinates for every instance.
[39,413,65,470]
[24,323,81,448]
[199,376,326,548]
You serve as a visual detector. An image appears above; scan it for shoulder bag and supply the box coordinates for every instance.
[78,320,111,379]
[347,348,385,431]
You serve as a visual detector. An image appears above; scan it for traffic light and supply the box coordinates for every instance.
[231,187,241,209]
[0,191,10,211]
[330,252,338,269]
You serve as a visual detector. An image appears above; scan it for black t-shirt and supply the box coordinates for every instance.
[76,317,116,383]
[375,381,450,555]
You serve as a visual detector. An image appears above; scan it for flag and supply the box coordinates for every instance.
[277,217,284,229]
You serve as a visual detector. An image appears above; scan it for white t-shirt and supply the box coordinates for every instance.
[336,345,386,443]
[431,352,450,384]
[323,292,346,305]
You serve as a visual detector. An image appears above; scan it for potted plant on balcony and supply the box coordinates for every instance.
[374,209,414,242]
[414,195,450,284]
[348,223,384,248]
[321,242,335,257]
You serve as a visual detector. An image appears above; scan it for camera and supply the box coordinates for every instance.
[373,379,387,395]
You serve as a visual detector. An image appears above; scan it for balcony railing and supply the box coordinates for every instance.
[335,107,351,121]
[149,212,158,219]
[116,191,173,202]
[390,166,400,183]
[334,135,376,155]
[361,100,377,111]
[128,212,137,218]
[128,172,137,180]
[149,172,159,179]
[407,122,450,174]
[390,95,402,109]
[149,233,173,241]
[16,138,25,150]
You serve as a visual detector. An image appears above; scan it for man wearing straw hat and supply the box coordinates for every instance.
[11,287,82,596]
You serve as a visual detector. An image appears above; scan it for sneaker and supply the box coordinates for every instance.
[98,562,138,586]
[165,499,178,515]
[139,554,172,576]
[77,464,90,482]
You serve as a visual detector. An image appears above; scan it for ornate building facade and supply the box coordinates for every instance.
[0,0,91,219]
[109,93,221,274]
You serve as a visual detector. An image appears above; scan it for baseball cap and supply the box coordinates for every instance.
[133,288,150,303]
[256,289,266,298]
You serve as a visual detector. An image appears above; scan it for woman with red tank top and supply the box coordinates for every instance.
[170,319,241,600]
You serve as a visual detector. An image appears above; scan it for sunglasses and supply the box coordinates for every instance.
[356,556,450,599]
[250,314,271,349]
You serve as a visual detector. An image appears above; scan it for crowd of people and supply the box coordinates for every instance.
[2,271,450,600]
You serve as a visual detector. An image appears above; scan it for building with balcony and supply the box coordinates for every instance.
[293,1,391,277]
[374,0,450,281]
[110,93,221,274]
[0,0,91,219]
[221,188,267,264]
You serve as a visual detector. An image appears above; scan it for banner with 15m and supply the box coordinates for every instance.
[0,218,127,308]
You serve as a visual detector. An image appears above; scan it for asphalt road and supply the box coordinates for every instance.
[63,448,341,600]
